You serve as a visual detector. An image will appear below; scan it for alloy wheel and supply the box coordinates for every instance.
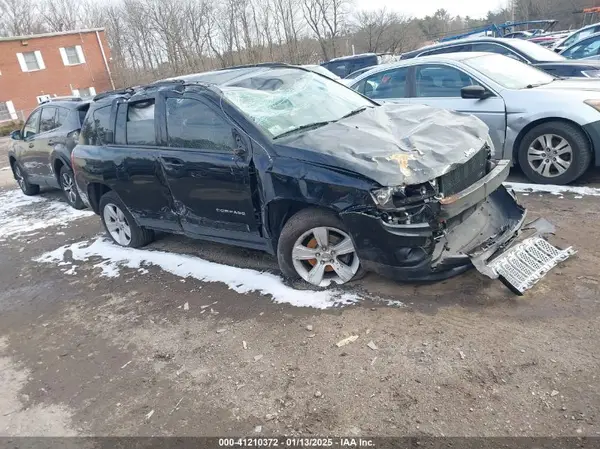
[61,172,77,205]
[527,134,573,178]
[103,203,132,246]
[291,226,360,287]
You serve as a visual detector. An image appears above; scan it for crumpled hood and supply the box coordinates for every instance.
[274,103,489,187]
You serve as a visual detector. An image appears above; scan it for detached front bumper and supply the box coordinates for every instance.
[343,160,575,294]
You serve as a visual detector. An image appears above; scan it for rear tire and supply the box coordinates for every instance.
[518,121,591,185]
[59,165,85,210]
[99,191,154,248]
[277,208,365,287]
[12,161,40,196]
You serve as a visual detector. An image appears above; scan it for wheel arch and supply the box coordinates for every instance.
[52,156,70,185]
[87,182,112,214]
[512,117,593,165]
[265,199,340,243]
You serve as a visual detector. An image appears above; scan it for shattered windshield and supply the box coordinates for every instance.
[220,68,373,138]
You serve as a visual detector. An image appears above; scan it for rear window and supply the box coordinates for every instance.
[81,105,112,145]
[126,100,155,146]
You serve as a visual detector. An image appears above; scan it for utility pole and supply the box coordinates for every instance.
[511,0,516,22]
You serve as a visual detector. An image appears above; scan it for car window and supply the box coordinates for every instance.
[126,100,155,146]
[166,98,234,151]
[562,37,600,59]
[415,65,479,98]
[82,105,112,145]
[39,107,57,133]
[564,28,595,48]
[23,109,41,139]
[55,107,70,128]
[357,67,408,99]
[471,43,524,61]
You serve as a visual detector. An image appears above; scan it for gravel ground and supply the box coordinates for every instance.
[0,146,599,438]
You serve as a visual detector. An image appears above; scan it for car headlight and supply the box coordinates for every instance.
[581,70,600,78]
[584,99,600,112]
[371,182,437,208]
[371,186,405,207]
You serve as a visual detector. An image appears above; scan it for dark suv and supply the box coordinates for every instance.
[71,64,573,294]
[8,98,89,208]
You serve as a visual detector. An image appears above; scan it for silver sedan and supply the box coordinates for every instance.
[349,52,600,184]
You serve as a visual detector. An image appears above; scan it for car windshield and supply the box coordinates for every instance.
[220,68,373,138]
[507,38,566,61]
[465,53,555,89]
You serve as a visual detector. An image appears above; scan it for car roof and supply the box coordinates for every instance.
[349,52,502,84]
[39,99,89,108]
[325,53,378,63]
[562,30,600,50]
[167,63,312,86]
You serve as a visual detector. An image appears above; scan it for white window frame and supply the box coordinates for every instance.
[72,87,96,97]
[36,95,52,104]
[16,51,46,72]
[0,100,18,122]
[59,45,86,66]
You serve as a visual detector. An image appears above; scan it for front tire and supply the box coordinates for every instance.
[99,191,154,248]
[12,161,40,196]
[518,121,591,185]
[277,208,364,287]
[59,165,85,210]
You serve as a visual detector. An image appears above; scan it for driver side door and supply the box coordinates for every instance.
[352,66,411,105]
[412,63,507,158]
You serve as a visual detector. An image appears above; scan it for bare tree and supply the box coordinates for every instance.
[0,0,45,35]
[303,0,350,60]
[40,0,81,32]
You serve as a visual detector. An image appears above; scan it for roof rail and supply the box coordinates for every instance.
[93,87,136,101]
[216,62,292,71]
[40,96,83,104]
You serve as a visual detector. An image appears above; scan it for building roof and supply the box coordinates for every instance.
[0,28,105,42]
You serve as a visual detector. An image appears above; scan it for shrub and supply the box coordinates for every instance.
[0,120,23,137]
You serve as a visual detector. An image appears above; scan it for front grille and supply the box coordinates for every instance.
[439,146,488,197]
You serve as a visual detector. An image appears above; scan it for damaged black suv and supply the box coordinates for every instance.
[72,64,574,294]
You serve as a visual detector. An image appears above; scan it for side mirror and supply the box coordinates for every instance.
[10,130,21,140]
[461,85,490,100]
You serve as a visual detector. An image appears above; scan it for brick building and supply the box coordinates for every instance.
[0,28,114,122]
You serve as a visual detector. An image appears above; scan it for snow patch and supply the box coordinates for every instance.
[504,182,600,197]
[0,189,94,238]
[34,237,360,309]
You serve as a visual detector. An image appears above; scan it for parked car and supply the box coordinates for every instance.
[7,98,90,208]
[553,22,600,53]
[321,53,381,78]
[400,37,600,78]
[560,32,600,65]
[504,31,534,39]
[71,64,572,294]
[349,52,600,184]
[301,64,341,81]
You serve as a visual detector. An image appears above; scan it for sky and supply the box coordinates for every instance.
[354,0,509,19]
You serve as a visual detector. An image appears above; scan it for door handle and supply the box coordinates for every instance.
[28,143,34,148]
[48,139,57,145]
[162,157,184,166]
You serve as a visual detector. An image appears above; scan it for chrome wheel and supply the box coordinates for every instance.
[291,226,360,287]
[61,172,77,205]
[14,165,26,192]
[103,203,132,246]
[527,134,572,178]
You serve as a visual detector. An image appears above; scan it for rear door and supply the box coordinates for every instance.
[412,63,507,157]
[108,96,181,232]
[156,92,262,247]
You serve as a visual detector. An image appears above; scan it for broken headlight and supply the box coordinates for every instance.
[371,181,437,208]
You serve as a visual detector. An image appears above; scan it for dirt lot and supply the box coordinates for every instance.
[1,136,600,437]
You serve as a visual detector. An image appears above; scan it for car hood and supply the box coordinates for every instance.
[533,78,600,91]
[273,103,489,187]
